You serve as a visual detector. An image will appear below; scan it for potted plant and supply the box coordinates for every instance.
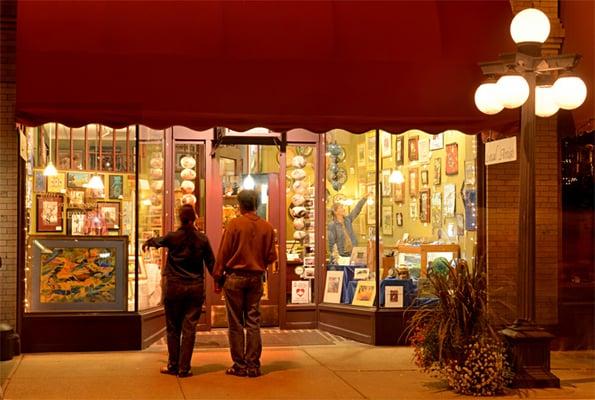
[407,257,513,396]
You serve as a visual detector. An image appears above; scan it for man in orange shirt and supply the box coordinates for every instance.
[214,189,277,378]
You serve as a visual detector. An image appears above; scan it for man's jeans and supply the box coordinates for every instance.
[223,271,264,370]
[163,277,204,372]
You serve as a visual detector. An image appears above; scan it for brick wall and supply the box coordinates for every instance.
[0,0,18,327]
[487,0,562,326]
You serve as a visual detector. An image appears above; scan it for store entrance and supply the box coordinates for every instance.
[211,145,282,327]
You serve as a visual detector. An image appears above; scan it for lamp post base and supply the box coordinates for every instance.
[500,320,560,389]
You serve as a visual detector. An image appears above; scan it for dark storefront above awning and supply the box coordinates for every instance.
[16,0,522,134]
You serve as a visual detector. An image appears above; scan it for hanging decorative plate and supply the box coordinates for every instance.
[296,146,313,157]
[291,155,306,169]
[181,194,197,205]
[180,168,196,180]
[180,156,196,169]
[150,158,163,168]
[181,180,195,194]
[335,168,348,184]
[290,168,306,181]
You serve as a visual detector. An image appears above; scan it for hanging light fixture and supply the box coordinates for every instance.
[87,174,105,190]
[388,169,404,184]
[496,73,530,109]
[474,77,504,115]
[510,8,551,45]
[535,85,559,117]
[242,174,255,190]
[43,123,58,176]
[552,72,587,110]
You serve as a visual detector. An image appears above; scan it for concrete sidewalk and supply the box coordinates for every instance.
[1,339,594,399]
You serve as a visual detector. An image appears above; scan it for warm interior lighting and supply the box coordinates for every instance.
[535,85,559,117]
[474,81,504,115]
[552,74,587,110]
[388,170,404,184]
[43,160,58,176]
[510,8,550,44]
[87,175,105,190]
[242,174,255,190]
[496,74,529,108]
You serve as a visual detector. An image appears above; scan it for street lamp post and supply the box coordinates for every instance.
[475,8,587,389]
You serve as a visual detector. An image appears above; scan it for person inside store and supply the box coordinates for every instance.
[327,192,372,261]
[142,204,215,378]
[213,189,277,378]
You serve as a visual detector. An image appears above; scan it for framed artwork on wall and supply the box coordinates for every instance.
[408,136,419,161]
[464,160,476,186]
[443,183,456,217]
[67,209,86,236]
[395,136,404,166]
[67,172,89,188]
[396,212,403,227]
[34,170,46,193]
[408,168,418,197]
[357,143,366,167]
[419,139,430,163]
[68,190,85,207]
[109,175,124,199]
[433,157,442,185]
[381,130,392,158]
[36,194,64,233]
[382,205,393,236]
[409,201,418,219]
[419,189,431,223]
[429,133,444,150]
[97,201,121,231]
[366,184,376,224]
[47,173,66,193]
[446,143,459,175]
[431,192,442,228]
[393,181,405,203]
[381,170,392,197]
[420,170,429,186]
[366,132,376,163]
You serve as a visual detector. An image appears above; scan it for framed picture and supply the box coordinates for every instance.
[396,212,403,227]
[47,173,66,193]
[395,135,404,166]
[352,280,376,307]
[357,143,366,167]
[408,168,418,197]
[445,143,459,175]
[456,213,465,236]
[67,209,86,236]
[28,236,128,311]
[444,183,456,217]
[34,170,46,193]
[291,280,310,304]
[464,160,476,186]
[109,175,124,199]
[409,201,418,219]
[394,181,405,203]
[68,190,85,207]
[67,172,89,188]
[419,189,431,223]
[36,194,64,233]
[431,192,442,228]
[429,133,444,150]
[84,209,108,236]
[384,285,404,308]
[323,270,344,303]
[366,184,375,224]
[420,170,429,186]
[350,247,367,265]
[408,136,419,161]
[433,157,442,185]
[86,175,105,199]
[366,132,376,162]
[382,205,393,235]
[381,170,392,197]
[419,138,430,163]
[303,267,315,279]
[97,201,121,231]
[354,267,370,280]
[381,130,392,158]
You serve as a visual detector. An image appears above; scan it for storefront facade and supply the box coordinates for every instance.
[2,0,592,352]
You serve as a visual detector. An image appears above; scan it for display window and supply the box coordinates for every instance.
[23,123,139,313]
[323,129,478,310]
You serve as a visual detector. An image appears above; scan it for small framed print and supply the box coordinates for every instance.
[419,189,431,223]
[431,192,442,228]
[67,172,89,188]
[381,170,392,197]
[381,130,392,158]
[384,285,404,308]
[408,168,418,197]
[408,136,419,161]
[464,160,476,186]
[366,132,376,162]
[357,143,366,167]
[67,209,86,236]
[429,133,444,150]
[47,173,66,193]
[395,135,404,166]
[354,267,370,280]
[443,183,456,217]
[394,181,405,203]
[418,139,430,163]
[109,175,124,199]
[366,184,376,224]
[34,170,46,193]
[68,190,85,207]
[350,247,367,265]
[323,270,344,304]
[303,267,315,279]
[396,212,403,227]
[97,201,121,231]
[352,280,376,307]
[420,170,429,186]
[36,194,64,233]
[433,157,442,185]
[291,280,310,304]
[456,213,465,237]
[382,205,393,236]
[409,201,418,219]
[445,143,459,175]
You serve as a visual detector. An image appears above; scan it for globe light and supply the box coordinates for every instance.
[535,85,559,117]
[474,82,504,115]
[242,174,255,190]
[388,170,404,184]
[552,74,587,110]
[510,8,550,44]
[42,160,58,176]
[496,74,529,109]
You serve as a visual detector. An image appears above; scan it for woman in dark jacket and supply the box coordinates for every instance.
[142,204,215,377]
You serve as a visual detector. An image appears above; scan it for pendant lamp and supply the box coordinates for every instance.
[43,123,58,176]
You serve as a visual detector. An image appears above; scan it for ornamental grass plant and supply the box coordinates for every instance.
[406,257,512,396]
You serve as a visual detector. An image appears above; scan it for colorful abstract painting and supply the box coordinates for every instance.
[40,247,117,304]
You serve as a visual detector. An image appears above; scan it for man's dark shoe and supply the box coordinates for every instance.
[247,368,261,378]
[177,370,193,378]
[160,366,178,376]
[225,366,247,377]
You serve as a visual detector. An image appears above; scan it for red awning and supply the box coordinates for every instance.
[16,0,519,134]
